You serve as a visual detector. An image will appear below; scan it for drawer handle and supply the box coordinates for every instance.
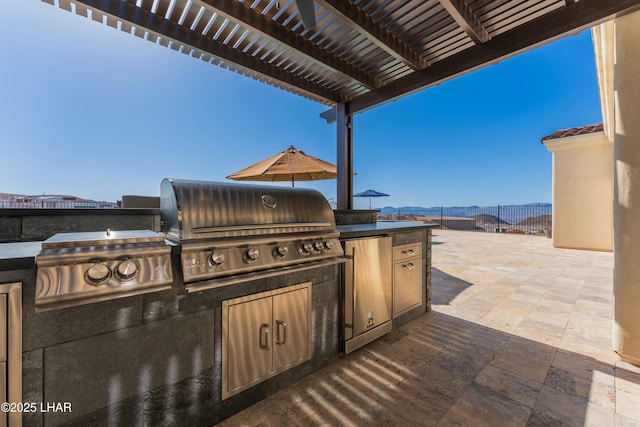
[402,249,415,256]
[403,262,416,270]
[352,246,357,331]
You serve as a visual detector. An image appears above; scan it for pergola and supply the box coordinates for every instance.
[42,0,640,209]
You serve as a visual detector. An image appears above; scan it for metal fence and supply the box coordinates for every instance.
[379,204,552,236]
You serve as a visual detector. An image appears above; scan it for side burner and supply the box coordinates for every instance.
[36,229,173,311]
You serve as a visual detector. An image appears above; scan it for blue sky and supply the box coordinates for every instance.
[0,1,602,208]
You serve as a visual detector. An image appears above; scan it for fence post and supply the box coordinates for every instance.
[440,206,443,230]
[497,205,501,233]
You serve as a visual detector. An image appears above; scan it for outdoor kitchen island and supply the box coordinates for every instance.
[0,209,434,426]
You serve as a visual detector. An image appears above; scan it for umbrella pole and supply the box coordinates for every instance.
[292,175,295,187]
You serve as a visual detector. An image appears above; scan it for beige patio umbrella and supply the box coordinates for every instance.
[226,145,337,187]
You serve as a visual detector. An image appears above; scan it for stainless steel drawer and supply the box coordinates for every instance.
[393,243,421,262]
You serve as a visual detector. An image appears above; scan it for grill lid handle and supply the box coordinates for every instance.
[191,222,333,234]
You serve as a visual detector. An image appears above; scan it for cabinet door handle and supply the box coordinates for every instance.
[352,246,357,328]
[403,262,416,270]
[259,323,270,351]
[402,249,415,256]
[276,320,287,345]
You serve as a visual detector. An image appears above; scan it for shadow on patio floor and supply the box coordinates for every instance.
[431,267,474,305]
[221,308,636,426]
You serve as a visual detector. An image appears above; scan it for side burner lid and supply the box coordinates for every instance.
[41,229,166,251]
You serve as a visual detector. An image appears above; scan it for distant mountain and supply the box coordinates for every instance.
[379,203,552,224]
[517,214,552,227]
[379,206,445,216]
[473,214,507,225]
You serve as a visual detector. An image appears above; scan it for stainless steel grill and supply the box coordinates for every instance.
[35,230,174,311]
[160,178,344,292]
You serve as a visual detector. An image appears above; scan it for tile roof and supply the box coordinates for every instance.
[541,123,604,142]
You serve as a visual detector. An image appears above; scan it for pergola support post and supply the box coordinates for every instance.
[336,103,353,210]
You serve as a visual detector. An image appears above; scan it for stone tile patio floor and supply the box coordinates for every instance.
[218,230,640,426]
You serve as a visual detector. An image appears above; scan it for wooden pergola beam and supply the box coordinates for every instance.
[316,0,427,70]
[70,0,343,104]
[197,0,379,90]
[348,0,640,114]
[439,0,491,44]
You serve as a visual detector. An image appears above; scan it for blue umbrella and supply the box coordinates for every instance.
[353,189,389,209]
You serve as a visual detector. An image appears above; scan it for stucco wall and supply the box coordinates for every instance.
[544,132,613,251]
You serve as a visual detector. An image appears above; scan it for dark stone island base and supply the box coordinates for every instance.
[0,209,433,426]
[3,263,340,426]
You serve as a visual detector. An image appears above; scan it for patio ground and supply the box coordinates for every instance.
[217,230,640,426]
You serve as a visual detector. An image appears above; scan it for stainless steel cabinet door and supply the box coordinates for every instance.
[392,243,423,317]
[273,287,310,372]
[222,282,312,399]
[226,296,272,393]
[393,258,422,317]
[0,294,5,363]
[345,237,392,337]
[0,283,20,427]
[0,294,4,427]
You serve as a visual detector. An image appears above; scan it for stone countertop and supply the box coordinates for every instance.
[0,221,437,268]
[337,221,437,239]
[0,241,41,270]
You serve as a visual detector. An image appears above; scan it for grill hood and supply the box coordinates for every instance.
[160,178,336,242]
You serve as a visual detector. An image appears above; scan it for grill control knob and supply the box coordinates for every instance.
[275,245,289,257]
[209,251,225,266]
[323,240,334,250]
[313,241,324,252]
[86,263,111,285]
[245,248,260,261]
[115,260,138,281]
[300,242,314,255]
